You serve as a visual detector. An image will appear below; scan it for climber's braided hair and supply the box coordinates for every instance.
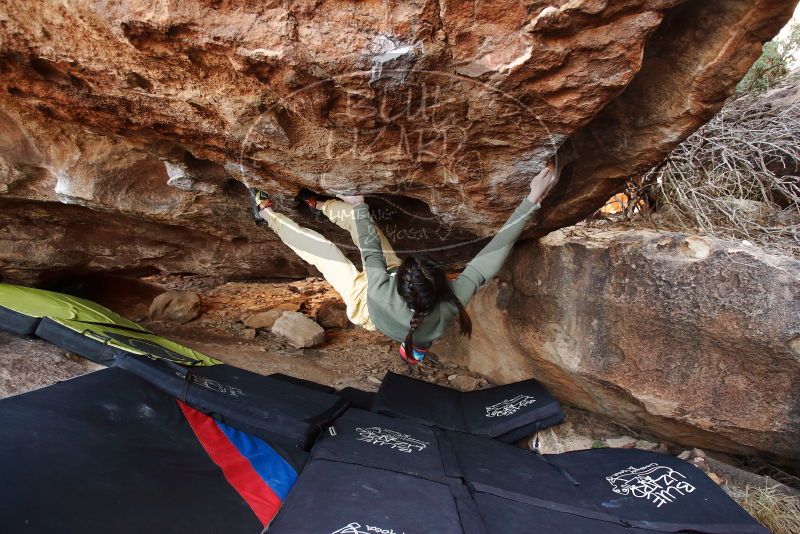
[396,253,472,356]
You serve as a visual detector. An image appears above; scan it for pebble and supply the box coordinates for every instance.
[448,374,459,381]
[367,376,382,385]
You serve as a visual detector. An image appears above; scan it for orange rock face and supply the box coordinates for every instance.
[0,0,796,283]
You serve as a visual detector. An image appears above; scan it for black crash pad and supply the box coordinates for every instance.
[267,372,337,393]
[336,386,376,411]
[269,409,484,534]
[445,431,769,534]
[277,410,766,534]
[116,354,349,450]
[373,371,565,442]
[547,447,770,533]
[268,372,376,411]
[0,367,307,533]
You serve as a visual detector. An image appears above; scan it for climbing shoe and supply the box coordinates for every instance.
[399,343,428,365]
[250,188,273,219]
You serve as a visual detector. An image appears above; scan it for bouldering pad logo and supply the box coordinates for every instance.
[606,463,696,508]
[331,522,405,534]
[355,426,428,453]
[188,375,245,398]
[485,395,536,417]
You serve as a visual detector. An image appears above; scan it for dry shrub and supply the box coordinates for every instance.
[641,79,800,253]
[729,485,800,534]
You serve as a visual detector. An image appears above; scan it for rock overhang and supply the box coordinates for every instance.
[0,0,796,284]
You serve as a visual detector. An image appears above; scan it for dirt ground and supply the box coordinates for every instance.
[135,275,492,394]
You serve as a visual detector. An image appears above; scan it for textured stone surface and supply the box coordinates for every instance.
[271,311,326,348]
[434,226,800,464]
[0,1,796,283]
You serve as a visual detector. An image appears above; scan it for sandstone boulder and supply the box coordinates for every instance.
[0,1,795,284]
[148,290,202,323]
[271,312,326,348]
[435,225,800,466]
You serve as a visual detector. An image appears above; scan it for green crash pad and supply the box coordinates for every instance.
[0,283,220,366]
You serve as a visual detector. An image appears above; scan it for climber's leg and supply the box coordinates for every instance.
[259,207,374,328]
[319,199,403,270]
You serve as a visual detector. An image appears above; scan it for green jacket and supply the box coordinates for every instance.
[354,198,540,346]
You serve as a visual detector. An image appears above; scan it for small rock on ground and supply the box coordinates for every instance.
[149,290,202,323]
[243,309,285,330]
[450,375,481,392]
[271,311,326,348]
[315,299,350,329]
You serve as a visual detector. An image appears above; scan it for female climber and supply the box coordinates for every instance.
[251,163,558,364]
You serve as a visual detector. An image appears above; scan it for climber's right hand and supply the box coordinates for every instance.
[528,162,558,205]
[339,195,365,205]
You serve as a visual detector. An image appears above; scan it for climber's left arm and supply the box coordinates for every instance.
[449,164,557,305]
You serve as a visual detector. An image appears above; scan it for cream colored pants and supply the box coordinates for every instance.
[260,200,402,330]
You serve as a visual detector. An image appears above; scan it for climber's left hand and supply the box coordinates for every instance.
[528,162,558,205]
